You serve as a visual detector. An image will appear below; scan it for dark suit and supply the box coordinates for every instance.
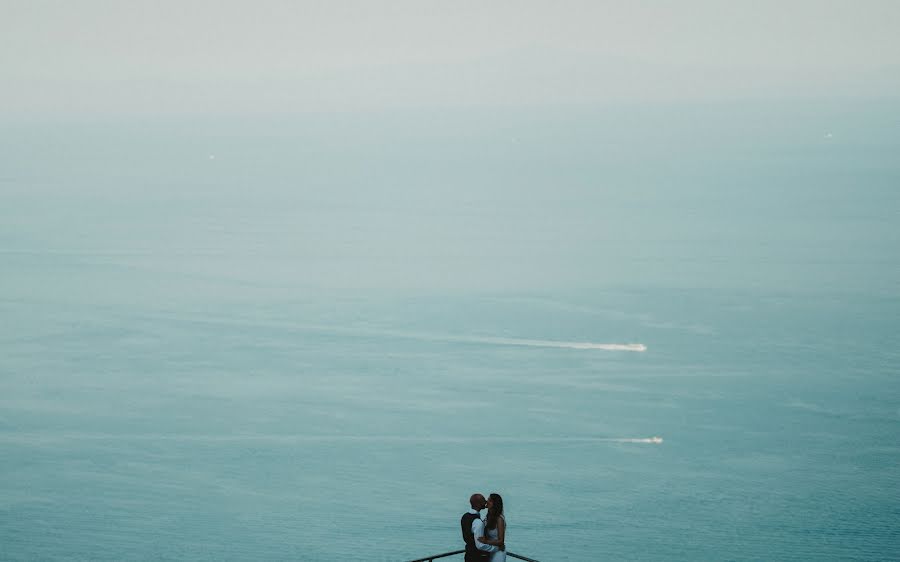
[460,511,490,562]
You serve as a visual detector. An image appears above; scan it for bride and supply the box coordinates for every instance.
[478,493,507,562]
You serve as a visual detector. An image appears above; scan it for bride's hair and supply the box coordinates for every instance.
[486,493,504,530]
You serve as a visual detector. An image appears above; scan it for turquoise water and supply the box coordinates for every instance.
[2,103,899,560]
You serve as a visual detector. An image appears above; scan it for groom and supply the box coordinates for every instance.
[461,493,499,561]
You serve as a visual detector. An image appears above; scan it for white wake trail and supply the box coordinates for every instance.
[145,315,648,353]
[344,328,648,352]
[603,436,664,444]
[464,336,647,352]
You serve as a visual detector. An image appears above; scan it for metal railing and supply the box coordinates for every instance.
[407,550,540,562]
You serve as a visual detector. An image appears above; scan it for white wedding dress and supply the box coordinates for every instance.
[486,516,506,562]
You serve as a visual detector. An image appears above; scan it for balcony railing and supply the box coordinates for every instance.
[407,549,540,562]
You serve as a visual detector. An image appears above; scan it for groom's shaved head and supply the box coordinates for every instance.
[470,493,487,509]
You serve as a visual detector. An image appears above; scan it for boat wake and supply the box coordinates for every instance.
[603,436,664,444]
[469,337,647,351]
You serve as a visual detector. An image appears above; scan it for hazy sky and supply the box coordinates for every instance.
[3,0,899,115]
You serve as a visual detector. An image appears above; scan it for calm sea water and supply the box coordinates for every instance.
[2,103,899,560]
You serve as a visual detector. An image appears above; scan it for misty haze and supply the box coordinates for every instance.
[2,2,899,560]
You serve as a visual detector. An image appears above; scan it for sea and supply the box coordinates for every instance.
[1,101,898,560]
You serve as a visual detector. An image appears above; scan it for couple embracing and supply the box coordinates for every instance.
[460,493,506,562]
